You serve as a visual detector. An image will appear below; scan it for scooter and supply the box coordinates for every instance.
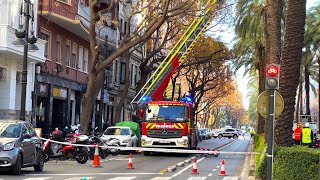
[42,135,89,164]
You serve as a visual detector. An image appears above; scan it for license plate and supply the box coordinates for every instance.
[159,140,169,143]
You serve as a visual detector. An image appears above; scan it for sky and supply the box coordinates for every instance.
[215,0,319,110]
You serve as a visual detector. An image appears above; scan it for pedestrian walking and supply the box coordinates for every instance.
[301,123,313,147]
[293,124,302,145]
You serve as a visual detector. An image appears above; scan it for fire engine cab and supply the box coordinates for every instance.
[140,100,198,155]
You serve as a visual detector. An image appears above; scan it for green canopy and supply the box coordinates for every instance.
[116,121,141,146]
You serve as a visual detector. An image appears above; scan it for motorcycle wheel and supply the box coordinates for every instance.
[88,147,94,160]
[111,149,120,156]
[75,149,88,164]
[99,149,108,159]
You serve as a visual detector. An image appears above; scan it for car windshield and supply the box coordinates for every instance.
[104,128,130,136]
[0,122,22,138]
[145,105,186,122]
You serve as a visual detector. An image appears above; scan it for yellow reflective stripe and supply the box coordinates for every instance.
[174,124,179,129]
[150,124,157,129]
[146,123,153,129]
[178,123,184,129]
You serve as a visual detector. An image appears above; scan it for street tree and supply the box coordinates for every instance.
[233,0,266,134]
[276,0,307,146]
[81,0,198,133]
[176,36,233,123]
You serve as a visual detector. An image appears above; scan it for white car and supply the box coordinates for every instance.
[101,126,138,148]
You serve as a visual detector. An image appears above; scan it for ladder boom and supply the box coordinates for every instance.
[131,0,219,104]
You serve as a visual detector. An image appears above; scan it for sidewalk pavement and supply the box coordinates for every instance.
[240,140,255,180]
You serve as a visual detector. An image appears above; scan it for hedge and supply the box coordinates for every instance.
[253,135,320,180]
[254,134,267,179]
[273,146,320,180]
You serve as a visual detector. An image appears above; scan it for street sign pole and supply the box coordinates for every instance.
[267,89,275,180]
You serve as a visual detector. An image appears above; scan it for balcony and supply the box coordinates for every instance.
[0,25,46,63]
[78,3,117,45]
[39,0,117,45]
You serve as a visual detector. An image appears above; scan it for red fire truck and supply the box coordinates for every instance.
[139,100,198,155]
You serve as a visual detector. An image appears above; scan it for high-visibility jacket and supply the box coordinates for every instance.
[293,128,302,140]
[302,128,312,144]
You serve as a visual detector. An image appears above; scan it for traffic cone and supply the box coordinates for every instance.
[220,159,226,176]
[92,145,101,167]
[191,158,199,174]
[127,153,134,169]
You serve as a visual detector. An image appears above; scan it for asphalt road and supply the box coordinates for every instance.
[0,135,251,180]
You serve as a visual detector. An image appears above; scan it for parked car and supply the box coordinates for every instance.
[199,128,211,140]
[212,129,223,138]
[0,120,44,175]
[198,129,206,140]
[217,128,240,139]
[101,126,139,148]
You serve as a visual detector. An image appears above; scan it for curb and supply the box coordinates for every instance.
[167,165,177,172]
[239,140,255,180]
[176,161,185,167]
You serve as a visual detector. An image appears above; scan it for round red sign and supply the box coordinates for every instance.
[266,65,279,77]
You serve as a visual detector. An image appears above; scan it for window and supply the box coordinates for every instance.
[39,29,51,59]
[83,48,88,73]
[120,18,123,40]
[71,43,77,68]
[120,62,126,84]
[56,36,61,63]
[114,60,118,83]
[78,46,83,71]
[131,64,134,86]
[135,65,138,85]
[66,40,71,66]
[124,21,127,34]
[58,0,70,4]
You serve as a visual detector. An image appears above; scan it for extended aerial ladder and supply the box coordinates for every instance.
[131,0,220,104]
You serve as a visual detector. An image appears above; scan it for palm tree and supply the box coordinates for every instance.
[275,0,307,146]
[301,4,320,123]
[233,0,266,134]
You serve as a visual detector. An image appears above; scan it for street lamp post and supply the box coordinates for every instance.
[12,0,38,121]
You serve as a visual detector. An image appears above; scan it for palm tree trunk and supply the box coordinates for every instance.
[258,45,266,134]
[304,64,311,122]
[318,55,320,132]
[295,82,302,122]
[276,0,307,146]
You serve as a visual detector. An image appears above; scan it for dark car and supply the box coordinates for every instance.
[217,128,240,139]
[0,120,44,175]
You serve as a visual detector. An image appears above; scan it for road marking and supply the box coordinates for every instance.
[109,177,136,180]
[27,173,162,176]
[212,169,217,171]
[187,177,207,180]
[171,157,205,178]
[222,177,238,180]
[22,178,52,180]
[208,173,213,176]
[64,177,94,180]
[150,177,172,180]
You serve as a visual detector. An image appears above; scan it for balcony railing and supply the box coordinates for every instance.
[78,2,117,45]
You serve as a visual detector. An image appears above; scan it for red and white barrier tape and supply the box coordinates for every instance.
[40,137,259,155]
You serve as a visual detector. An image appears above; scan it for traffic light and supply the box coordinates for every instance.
[265,64,280,90]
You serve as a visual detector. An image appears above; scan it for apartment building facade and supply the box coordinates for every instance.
[36,0,142,135]
[0,0,46,121]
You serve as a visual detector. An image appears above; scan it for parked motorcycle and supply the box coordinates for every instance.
[87,127,120,160]
[42,134,89,164]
